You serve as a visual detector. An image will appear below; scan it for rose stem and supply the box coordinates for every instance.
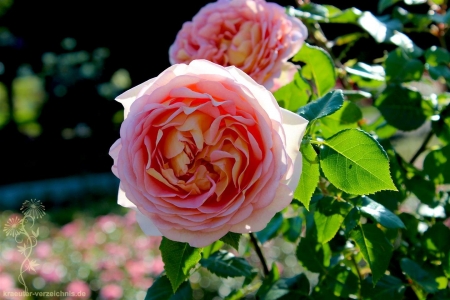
[249,232,269,276]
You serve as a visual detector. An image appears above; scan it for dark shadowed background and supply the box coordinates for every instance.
[1,0,431,209]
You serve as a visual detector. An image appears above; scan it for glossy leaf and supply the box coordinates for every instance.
[361,275,406,299]
[220,232,241,251]
[375,84,426,131]
[257,274,310,300]
[256,212,283,244]
[295,140,320,209]
[160,238,202,293]
[357,11,423,56]
[385,48,423,82]
[400,258,439,293]
[282,216,303,243]
[293,43,336,97]
[343,207,361,236]
[200,250,253,278]
[359,196,405,229]
[351,224,393,285]
[320,129,397,195]
[145,276,193,300]
[298,90,344,121]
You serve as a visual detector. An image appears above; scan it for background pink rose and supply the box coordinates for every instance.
[109,59,308,247]
[169,0,307,91]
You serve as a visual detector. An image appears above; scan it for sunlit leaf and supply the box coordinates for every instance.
[385,48,423,82]
[293,44,336,97]
[160,238,202,293]
[314,197,351,243]
[320,129,397,195]
[359,196,405,229]
[423,144,450,184]
[351,224,393,285]
[295,140,320,209]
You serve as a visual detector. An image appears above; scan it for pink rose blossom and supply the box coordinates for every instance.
[169,0,307,91]
[109,59,308,247]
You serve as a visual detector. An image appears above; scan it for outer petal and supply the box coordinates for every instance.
[116,78,157,118]
[109,139,122,177]
[159,225,230,248]
[136,210,163,236]
[230,184,293,233]
[226,66,282,123]
[280,108,308,191]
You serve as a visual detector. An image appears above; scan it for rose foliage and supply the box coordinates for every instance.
[111,0,450,299]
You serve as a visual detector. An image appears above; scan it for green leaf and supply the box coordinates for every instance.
[219,232,241,251]
[320,129,397,195]
[145,276,193,300]
[359,196,405,229]
[317,101,362,138]
[405,175,438,207]
[375,84,426,131]
[361,275,406,300]
[423,144,450,184]
[202,241,224,259]
[292,43,336,97]
[282,216,303,243]
[425,46,450,66]
[357,11,423,56]
[378,0,401,13]
[256,263,280,298]
[256,212,283,244]
[423,222,450,256]
[257,274,310,300]
[295,140,320,209]
[320,265,359,298]
[351,224,393,285]
[274,71,311,112]
[343,207,361,236]
[160,238,202,293]
[296,235,331,273]
[342,90,372,101]
[314,197,351,243]
[432,104,450,144]
[400,258,439,293]
[298,90,344,121]
[200,250,253,278]
[385,48,424,82]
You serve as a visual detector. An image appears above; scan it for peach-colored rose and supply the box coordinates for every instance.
[169,0,307,91]
[109,60,308,247]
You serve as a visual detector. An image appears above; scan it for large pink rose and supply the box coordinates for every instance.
[109,60,308,247]
[169,0,307,91]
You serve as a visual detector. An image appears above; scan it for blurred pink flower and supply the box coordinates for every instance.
[149,257,164,275]
[100,284,123,300]
[0,273,15,290]
[100,268,124,283]
[66,280,91,300]
[35,241,52,259]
